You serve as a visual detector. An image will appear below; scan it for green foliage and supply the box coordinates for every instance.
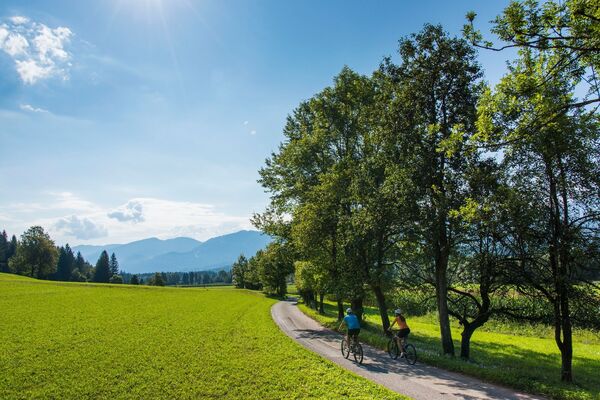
[0,230,8,273]
[55,244,75,282]
[129,274,140,285]
[8,226,58,279]
[231,254,248,288]
[148,272,165,286]
[256,242,293,297]
[109,253,119,277]
[0,273,407,400]
[93,251,111,283]
[465,0,599,106]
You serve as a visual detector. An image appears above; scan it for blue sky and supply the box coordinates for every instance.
[0,0,513,245]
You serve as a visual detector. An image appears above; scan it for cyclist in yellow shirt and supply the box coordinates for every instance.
[388,308,410,350]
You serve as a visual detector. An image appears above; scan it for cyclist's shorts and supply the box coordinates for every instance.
[348,328,360,338]
[396,328,410,338]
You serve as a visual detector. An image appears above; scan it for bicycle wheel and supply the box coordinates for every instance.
[353,343,364,364]
[341,338,350,359]
[404,343,417,365]
[387,339,399,360]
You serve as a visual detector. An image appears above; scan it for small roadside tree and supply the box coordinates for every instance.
[231,254,248,288]
[258,242,294,297]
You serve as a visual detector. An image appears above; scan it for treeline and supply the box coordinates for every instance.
[122,269,232,286]
[251,1,600,384]
[0,226,122,283]
[1,226,234,288]
[230,242,293,296]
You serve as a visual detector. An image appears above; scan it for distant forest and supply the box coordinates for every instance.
[0,227,232,286]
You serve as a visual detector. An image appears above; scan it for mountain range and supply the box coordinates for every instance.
[72,230,271,274]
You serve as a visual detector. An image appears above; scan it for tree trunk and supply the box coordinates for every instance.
[435,248,454,356]
[372,285,390,332]
[337,299,344,321]
[459,313,488,360]
[557,283,573,382]
[460,324,474,360]
[351,298,363,322]
[319,292,324,314]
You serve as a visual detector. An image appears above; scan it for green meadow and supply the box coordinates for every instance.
[0,273,406,400]
[300,301,600,400]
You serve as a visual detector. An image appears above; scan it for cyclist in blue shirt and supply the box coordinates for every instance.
[338,307,361,345]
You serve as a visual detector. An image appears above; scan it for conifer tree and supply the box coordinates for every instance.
[7,235,17,260]
[109,253,119,277]
[55,244,75,281]
[130,274,140,285]
[0,230,8,273]
[93,251,111,283]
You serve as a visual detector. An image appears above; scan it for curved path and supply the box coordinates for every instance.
[272,299,544,400]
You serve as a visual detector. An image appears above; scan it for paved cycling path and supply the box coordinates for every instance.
[272,299,544,400]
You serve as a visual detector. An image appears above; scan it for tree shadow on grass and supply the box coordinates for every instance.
[300,301,599,398]
[292,325,548,399]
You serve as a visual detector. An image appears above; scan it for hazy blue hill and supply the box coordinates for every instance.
[73,231,271,274]
[125,230,272,273]
[73,237,202,267]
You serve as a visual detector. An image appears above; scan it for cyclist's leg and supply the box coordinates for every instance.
[399,328,411,351]
[349,329,359,347]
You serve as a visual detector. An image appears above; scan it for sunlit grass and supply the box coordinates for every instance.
[0,273,406,400]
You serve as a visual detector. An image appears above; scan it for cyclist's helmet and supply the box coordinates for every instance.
[346,307,353,314]
[394,308,402,315]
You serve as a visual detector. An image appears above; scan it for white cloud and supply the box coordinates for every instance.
[250,130,256,135]
[48,192,99,212]
[0,26,8,43]
[107,200,145,223]
[0,16,73,84]
[1,194,252,245]
[20,103,48,113]
[3,33,28,56]
[243,121,249,126]
[10,16,29,25]
[15,59,53,84]
[54,215,108,240]
[34,25,71,63]
[101,197,253,244]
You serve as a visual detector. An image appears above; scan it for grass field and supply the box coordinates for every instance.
[0,273,407,400]
[299,301,600,400]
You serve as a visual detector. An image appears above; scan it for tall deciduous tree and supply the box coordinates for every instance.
[475,44,600,381]
[93,251,111,283]
[383,24,483,355]
[8,226,58,279]
[465,0,600,109]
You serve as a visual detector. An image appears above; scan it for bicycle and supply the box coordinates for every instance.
[341,334,364,364]
[387,332,417,365]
